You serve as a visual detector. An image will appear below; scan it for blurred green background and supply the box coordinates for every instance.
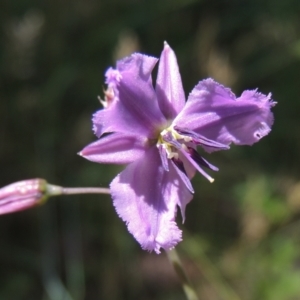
[0,0,299,299]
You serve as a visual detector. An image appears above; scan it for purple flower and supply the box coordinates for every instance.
[80,42,275,253]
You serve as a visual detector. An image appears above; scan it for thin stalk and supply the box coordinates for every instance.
[61,187,110,195]
[45,183,110,198]
[166,248,199,300]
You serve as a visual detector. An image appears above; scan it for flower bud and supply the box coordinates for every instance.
[0,179,58,215]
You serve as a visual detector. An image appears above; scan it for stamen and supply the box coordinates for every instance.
[179,148,215,183]
[171,159,194,194]
[157,125,215,183]
[157,144,169,172]
[189,148,219,171]
[162,130,182,149]
[174,126,229,150]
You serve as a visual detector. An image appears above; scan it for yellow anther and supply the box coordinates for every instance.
[157,126,190,160]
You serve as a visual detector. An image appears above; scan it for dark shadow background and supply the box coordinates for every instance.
[1,0,300,299]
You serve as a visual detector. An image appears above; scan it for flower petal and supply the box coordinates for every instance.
[79,132,147,164]
[156,42,186,119]
[110,147,192,253]
[93,54,166,138]
[174,78,275,152]
[116,53,157,83]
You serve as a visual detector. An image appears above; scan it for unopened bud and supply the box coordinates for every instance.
[0,179,63,215]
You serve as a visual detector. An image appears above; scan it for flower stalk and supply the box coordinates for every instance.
[166,248,199,300]
[60,187,110,195]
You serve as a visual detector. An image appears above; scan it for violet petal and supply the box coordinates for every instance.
[174,78,275,152]
[93,53,166,138]
[79,132,147,164]
[156,42,186,119]
[110,147,192,253]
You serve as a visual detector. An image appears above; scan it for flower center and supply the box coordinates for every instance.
[156,125,223,183]
[157,126,192,160]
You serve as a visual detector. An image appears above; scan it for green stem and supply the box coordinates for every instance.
[166,248,199,300]
[61,187,110,195]
[46,184,110,197]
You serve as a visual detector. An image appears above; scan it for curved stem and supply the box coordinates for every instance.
[166,248,199,300]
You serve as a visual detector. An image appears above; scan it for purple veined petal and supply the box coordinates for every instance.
[156,42,186,119]
[116,53,158,83]
[110,147,192,253]
[117,73,167,136]
[79,132,148,164]
[94,54,167,138]
[174,78,275,152]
